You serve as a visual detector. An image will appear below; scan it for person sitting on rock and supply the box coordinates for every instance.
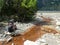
[8,20,17,35]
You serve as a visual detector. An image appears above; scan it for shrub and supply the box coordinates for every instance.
[0,0,37,22]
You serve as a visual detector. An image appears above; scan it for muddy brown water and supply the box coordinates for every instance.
[0,25,58,45]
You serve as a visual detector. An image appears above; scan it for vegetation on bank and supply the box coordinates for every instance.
[0,0,37,22]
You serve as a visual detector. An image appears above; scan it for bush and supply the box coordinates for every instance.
[0,0,37,22]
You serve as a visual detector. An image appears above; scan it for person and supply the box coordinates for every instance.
[8,19,17,35]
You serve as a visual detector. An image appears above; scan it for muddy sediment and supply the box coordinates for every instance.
[0,24,58,45]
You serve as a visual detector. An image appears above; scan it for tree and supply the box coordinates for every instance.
[0,0,37,22]
[18,0,37,22]
[0,0,4,12]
